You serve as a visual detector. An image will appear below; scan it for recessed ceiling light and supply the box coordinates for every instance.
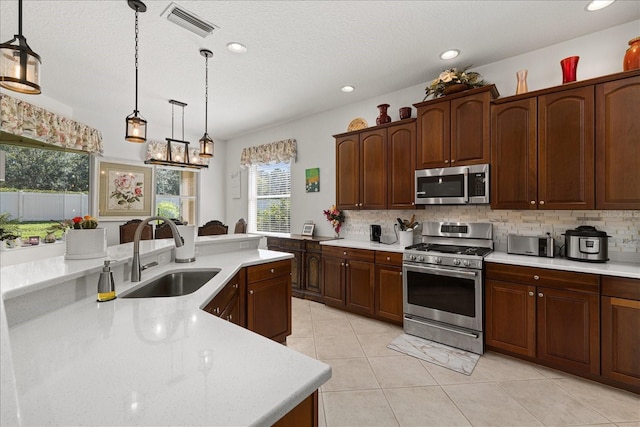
[226,42,247,53]
[440,49,460,60]
[585,0,615,11]
[341,85,355,93]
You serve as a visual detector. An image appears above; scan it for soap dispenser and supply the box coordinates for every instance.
[97,260,116,302]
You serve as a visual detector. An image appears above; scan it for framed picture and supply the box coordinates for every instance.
[305,167,320,193]
[95,159,153,219]
[301,223,315,236]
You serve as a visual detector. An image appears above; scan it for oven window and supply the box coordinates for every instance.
[406,270,475,317]
[417,175,464,198]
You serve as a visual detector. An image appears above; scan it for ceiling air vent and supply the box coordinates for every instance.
[161,2,219,38]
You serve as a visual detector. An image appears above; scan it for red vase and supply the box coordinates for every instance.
[560,56,579,84]
[376,104,391,125]
[623,36,640,71]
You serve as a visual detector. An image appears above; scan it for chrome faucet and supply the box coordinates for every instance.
[131,216,184,282]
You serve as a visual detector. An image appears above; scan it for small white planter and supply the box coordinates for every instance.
[65,228,107,260]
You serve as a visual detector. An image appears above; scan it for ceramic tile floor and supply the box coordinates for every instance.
[286,297,640,427]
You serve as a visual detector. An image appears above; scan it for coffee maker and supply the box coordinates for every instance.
[370,224,381,242]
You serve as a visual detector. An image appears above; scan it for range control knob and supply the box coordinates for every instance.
[463,260,471,267]
[410,255,417,261]
[453,259,461,266]
[418,256,425,262]
[435,257,443,264]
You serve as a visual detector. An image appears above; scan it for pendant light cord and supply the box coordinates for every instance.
[18,0,23,36]
[134,8,139,113]
[204,55,209,134]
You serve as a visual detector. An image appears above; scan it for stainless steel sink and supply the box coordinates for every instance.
[120,269,220,298]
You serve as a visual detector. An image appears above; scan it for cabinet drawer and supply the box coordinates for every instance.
[305,241,323,253]
[485,263,599,293]
[322,246,375,262]
[247,259,291,283]
[375,251,403,266]
[204,272,242,316]
[602,276,640,300]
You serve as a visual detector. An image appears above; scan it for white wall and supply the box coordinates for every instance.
[224,20,640,238]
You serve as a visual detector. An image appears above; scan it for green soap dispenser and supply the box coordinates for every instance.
[97,260,116,302]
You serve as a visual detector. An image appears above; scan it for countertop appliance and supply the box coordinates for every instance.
[370,224,381,242]
[403,222,493,354]
[415,164,489,205]
[564,226,610,263]
[507,234,554,258]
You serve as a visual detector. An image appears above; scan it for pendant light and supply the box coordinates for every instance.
[0,0,42,94]
[198,49,214,158]
[125,0,147,143]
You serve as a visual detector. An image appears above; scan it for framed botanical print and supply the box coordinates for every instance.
[96,159,153,219]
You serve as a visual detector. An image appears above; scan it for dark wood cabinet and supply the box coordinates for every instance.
[374,251,404,325]
[601,276,640,392]
[322,255,344,306]
[595,75,640,209]
[273,391,318,427]
[388,121,416,209]
[360,128,387,210]
[203,269,245,327]
[485,263,600,376]
[414,85,497,169]
[335,134,360,210]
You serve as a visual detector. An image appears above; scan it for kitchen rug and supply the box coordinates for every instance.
[387,333,480,376]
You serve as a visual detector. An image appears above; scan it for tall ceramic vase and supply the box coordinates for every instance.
[623,36,640,71]
[376,104,391,125]
[560,56,579,84]
[516,69,528,95]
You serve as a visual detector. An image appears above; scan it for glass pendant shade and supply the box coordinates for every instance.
[125,111,147,143]
[199,133,214,157]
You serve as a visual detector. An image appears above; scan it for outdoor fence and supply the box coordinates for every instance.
[0,191,88,221]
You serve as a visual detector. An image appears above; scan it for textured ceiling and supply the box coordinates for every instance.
[1,1,639,142]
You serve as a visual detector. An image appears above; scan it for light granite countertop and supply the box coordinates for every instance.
[320,238,408,253]
[1,236,331,426]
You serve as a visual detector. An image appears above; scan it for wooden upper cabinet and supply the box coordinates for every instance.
[416,100,450,168]
[388,121,416,209]
[595,75,640,209]
[451,91,492,165]
[491,97,537,209]
[360,129,387,210]
[538,86,595,209]
[335,135,360,210]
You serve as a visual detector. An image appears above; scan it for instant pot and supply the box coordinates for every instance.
[564,226,610,263]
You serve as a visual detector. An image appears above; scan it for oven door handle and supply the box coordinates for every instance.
[404,263,478,279]
[463,167,469,203]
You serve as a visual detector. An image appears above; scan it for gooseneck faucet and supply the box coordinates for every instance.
[131,216,184,282]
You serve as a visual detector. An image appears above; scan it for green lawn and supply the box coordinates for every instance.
[14,222,66,239]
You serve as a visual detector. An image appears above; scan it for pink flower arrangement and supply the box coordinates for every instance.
[323,204,345,234]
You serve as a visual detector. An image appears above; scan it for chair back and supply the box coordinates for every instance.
[154,219,184,239]
[234,218,247,234]
[198,220,228,236]
[120,219,152,244]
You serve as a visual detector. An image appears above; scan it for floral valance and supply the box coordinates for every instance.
[240,138,297,168]
[145,139,209,167]
[0,93,103,155]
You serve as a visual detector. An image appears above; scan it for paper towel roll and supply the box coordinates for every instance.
[175,225,196,262]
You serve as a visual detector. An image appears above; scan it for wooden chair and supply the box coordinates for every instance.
[198,220,228,236]
[234,218,247,234]
[154,219,184,239]
[120,219,152,244]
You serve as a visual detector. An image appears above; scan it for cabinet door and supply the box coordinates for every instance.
[595,76,640,209]
[220,294,241,326]
[290,250,303,295]
[247,274,292,342]
[345,259,375,316]
[360,129,387,209]
[491,98,537,209]
[601,296,640,389]
[485,280,536,357]
[388,122,416,209]
[336,135,360,210]
[537,286,599,375]
[322,256,345,307]
[374,265,403,324]
[538,86,595,209]
[416,100,450,168]
[304,250,323,302]
[450,91,491,165]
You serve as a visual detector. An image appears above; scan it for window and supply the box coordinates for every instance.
[154,167,198,225]
[248,162,291,233]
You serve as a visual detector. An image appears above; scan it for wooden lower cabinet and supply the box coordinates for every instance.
[273,391,318,427]
[203,269,246,327]
[374,251,404,325]
[321,246,374,316]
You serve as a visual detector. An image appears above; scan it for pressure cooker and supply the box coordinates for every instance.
[563,226,610,263]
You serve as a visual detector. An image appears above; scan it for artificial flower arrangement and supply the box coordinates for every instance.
[424,65,487,100]
[323,204,345,235]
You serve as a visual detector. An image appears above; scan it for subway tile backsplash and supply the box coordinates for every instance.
[340,207,640,263]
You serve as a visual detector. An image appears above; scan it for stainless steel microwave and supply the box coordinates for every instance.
[415,164,490,205]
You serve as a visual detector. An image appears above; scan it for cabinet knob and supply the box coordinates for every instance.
[345,263,349,268]
[215,307,220,314]
[539,200,545,205]
[530,200,536,205]
[528,291,534,296]
[343,251,347,256]
[229,314,233,321]
[270,268,274,273]
[411,202,415,205]
[233,283,238,289]
[341,262,345,266]
[533,275,540,280]
[355,204,358,207]
[538,292,544,298]
[359,203,363,206]
[249,290,254,295]
[399,272,403,276]
[444,160,449,164]
[451,159,456,163]
[386,257,391,261]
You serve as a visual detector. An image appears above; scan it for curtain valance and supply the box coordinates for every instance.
[145,139,209,168]
[0,93,103,155]
[240,138,297,168]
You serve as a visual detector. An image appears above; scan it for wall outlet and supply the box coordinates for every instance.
[240,241,249,249]
[158,252,170,265]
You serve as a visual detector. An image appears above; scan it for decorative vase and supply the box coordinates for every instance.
[65,228,108,260]
[515,69,528,95]
[44,232,57,243]
[442,83,471,96]
[623,36,640,71]
[560,56,579,84]
[376,104,391,125]
[399,107,412,120]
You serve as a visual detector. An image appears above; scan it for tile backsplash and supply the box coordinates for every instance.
[341,207,640,263]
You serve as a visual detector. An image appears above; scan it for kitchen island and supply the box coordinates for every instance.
[0,234,331,426]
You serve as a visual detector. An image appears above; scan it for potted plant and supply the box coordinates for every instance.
[0,212,20,249]
[424,65,487,100]
[65,215,107,260]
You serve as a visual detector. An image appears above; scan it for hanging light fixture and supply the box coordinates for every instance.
[0,0,42,94]
[125,0,147,143]
[198,49,214,158]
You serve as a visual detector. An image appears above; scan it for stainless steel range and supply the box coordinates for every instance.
[403,222,493,354]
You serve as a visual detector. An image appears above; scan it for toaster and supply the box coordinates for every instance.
[507,234,554,258]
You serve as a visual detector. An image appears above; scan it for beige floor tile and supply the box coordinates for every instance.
[443,382,543,426]
[318,392,326,427]
[552,377,640,423]
[475,351,547,382]
[323,389,399,427]
[384,386,471,427]
[420,358,492,385]
[348,314,399,335]
[616,422,640,427]
[310,302,349,321]
[292,296,311,312]
[319,358,380,392]
[313,318,355,337]
[530,363,575,379]
[357,332,404,357]
[285,336,316,359]
[499,379,609,426]
[368,355,437,388]
[315,334,364,359]
[290,316,314,338]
